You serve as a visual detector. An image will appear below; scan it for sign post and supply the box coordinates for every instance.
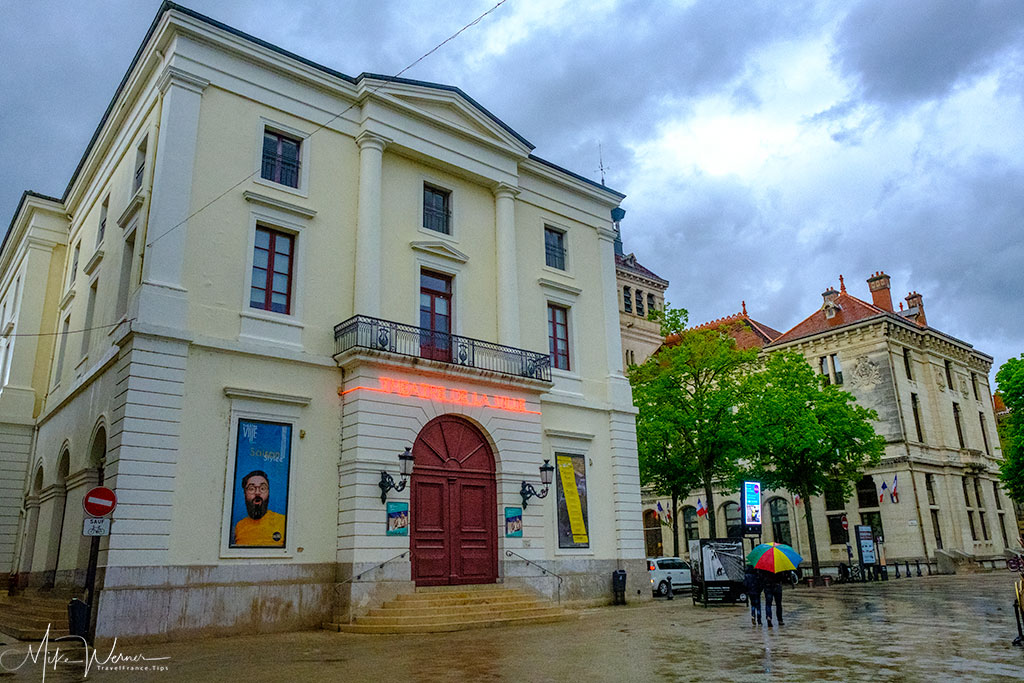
[855,524,876,582]
[80,485,116,645]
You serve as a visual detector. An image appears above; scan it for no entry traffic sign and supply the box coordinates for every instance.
[83,486,117,517]
[841,515,849,531]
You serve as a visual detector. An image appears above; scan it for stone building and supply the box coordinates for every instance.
[612,210,668,369]
[644,272,1017,573]
[1,2,648,641]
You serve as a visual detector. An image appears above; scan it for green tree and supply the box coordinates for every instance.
[997,354,1024,504]
[629,307,757,541]
[739,351,885,579]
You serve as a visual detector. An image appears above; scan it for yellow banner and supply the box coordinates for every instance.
[557,455,588,544]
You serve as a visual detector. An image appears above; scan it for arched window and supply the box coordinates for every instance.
[856,475,878,509]
[643,509,664,558]
[683,506,699,545]
[722,501,741,538]
[767,498,792,546]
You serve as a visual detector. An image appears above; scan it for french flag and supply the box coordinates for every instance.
[656,501,665,520]
[890,475,899,504]
[696,498,708,517]
[793,493,802,506]
[880,480,888,504]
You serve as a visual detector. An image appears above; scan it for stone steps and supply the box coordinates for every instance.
[0,595,72,641]
[324,585,571,634]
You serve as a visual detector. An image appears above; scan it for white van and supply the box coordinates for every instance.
[647,556,692,596]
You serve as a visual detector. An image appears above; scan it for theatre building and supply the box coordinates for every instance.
[0,3,647,641]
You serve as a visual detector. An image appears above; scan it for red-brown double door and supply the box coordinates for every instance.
[411,415,497,586]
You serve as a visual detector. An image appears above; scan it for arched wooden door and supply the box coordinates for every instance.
[410,415,497,586]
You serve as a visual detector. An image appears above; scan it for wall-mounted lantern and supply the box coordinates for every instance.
[379,447,414,504]
[520,459,555,508]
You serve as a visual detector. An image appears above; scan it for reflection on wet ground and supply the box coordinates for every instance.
[2,573,1023,681]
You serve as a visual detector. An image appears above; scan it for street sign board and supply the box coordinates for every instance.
[741,480,762,536]
[83,518,111,536]
[83,486,117,517]
[855,525,876,565]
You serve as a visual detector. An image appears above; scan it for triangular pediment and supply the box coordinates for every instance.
[410,241,469,264]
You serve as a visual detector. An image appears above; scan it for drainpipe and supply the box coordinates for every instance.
[884,326,930,561]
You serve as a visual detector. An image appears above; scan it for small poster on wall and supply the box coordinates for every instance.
[386,502,409,535]
[555,453,589,548]
[505,507,523,537]
[230,419,291,548]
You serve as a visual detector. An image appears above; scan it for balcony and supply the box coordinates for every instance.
[334,315,551,382]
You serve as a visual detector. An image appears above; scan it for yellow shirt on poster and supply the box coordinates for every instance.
[234,510,286,546]
[557,455,589,544]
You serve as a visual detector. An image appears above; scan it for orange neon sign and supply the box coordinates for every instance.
[340,376,541,415]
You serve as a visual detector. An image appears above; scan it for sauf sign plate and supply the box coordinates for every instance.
[83,517,111,536]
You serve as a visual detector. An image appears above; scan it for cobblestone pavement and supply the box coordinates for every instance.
[2,573,1023,682]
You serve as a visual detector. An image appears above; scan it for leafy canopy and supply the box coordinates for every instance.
[997,354,1024,503]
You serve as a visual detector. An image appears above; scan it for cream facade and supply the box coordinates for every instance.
[643,273,1017,572]
[2,3,647,641]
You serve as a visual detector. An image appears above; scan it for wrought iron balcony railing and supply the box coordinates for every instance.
[334,315,551,382]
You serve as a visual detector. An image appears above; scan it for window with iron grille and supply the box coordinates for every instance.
[647,293,656,317]
[547,303,570,371]
[423,184,451,234]
[544,227,566,270]
[262,130,301,188]
[250,226,294,314]
[635,289,644,317]
[623,286,632,313]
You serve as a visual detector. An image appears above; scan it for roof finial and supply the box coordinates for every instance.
[741,300,747,316]
[839,274,846,293]
[899,301,904,311]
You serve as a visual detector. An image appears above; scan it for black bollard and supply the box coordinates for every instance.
[905,561,911,577]
[915,560,922,577]
[894,563,900,578]
[666,576,673,600]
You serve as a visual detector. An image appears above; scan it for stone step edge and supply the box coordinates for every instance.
[325,613,570,634]
[367,601,546,617]
[355,607,565,626]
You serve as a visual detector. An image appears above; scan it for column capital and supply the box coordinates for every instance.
[356,130,391,152]
[492,182,520,200]
[157,65,209,95]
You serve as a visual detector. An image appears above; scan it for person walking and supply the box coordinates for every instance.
[744,565,763,625]
[761,569,784,626]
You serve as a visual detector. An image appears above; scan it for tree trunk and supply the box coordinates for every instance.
[704,479,717,538]
[671,490,680,556]
[803,494,820,580]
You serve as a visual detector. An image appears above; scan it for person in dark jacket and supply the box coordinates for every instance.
[744,565,762,625]
[761,569,784,626]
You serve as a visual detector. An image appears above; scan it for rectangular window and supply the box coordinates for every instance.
[547,303,570,371]
[831,354,843,385]
[971,372,980,400]
[903,347,913,380]
[229,419,291,548]
[962,477,972,507]
[911,393,924,442]
[953,402,964,448]
[860,510,884,543]
[623,286,632,313]
[1000,513,1009,547]
[544,227,566,270]
[979,412,990,455]
[979,510,989,540]
[554,453,589,548]
[55,316,70,381]
[133,137,147,193]
[824,484,845,511]
[635,290,645,317]
[250,226,294,314]
[944,360,953,392]
[819,356,830,384]
[925,473,936,506]
[973,477,985,510]
[647,293,656,317]
[968,511,977,541]
[931,509,943,549]
[81,279,98,356]
[98,197,108,245]
[994,481,1003,510]
[419,270,452,362]
[70,243,80,284]
[683,508,699,544]
[422,184,451,234]
[261,130,301,188]
[827,514,847,545]
[116,231,136,319]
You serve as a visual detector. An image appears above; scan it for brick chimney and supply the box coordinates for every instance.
[867,271,893,311]
[905,291,926,326]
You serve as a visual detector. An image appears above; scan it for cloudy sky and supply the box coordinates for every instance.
[2,0,1022,382]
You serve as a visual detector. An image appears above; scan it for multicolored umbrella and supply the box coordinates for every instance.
[746,543,803,572]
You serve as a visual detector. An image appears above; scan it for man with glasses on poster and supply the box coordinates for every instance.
[233,470,286,547]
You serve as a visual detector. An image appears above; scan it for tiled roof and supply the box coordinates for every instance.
[690,303,782,350]
[769,290,888,346]
[615,253,669,286]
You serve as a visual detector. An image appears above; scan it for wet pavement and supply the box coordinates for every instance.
[2,573,1023,682]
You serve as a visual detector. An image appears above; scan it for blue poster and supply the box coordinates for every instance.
[230,420,291,547]
[505,507,523,537]
[386,502,409,535]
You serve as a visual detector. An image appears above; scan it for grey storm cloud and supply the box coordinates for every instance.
[834,0,1024,107]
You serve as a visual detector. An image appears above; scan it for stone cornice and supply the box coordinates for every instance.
[243,191,317,219]
[157,65,210,95]
[223,387,311,406]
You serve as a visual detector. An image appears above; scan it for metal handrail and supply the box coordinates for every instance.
[335,550,409,624]
[334,314,552,382]
[505,549,564,605]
